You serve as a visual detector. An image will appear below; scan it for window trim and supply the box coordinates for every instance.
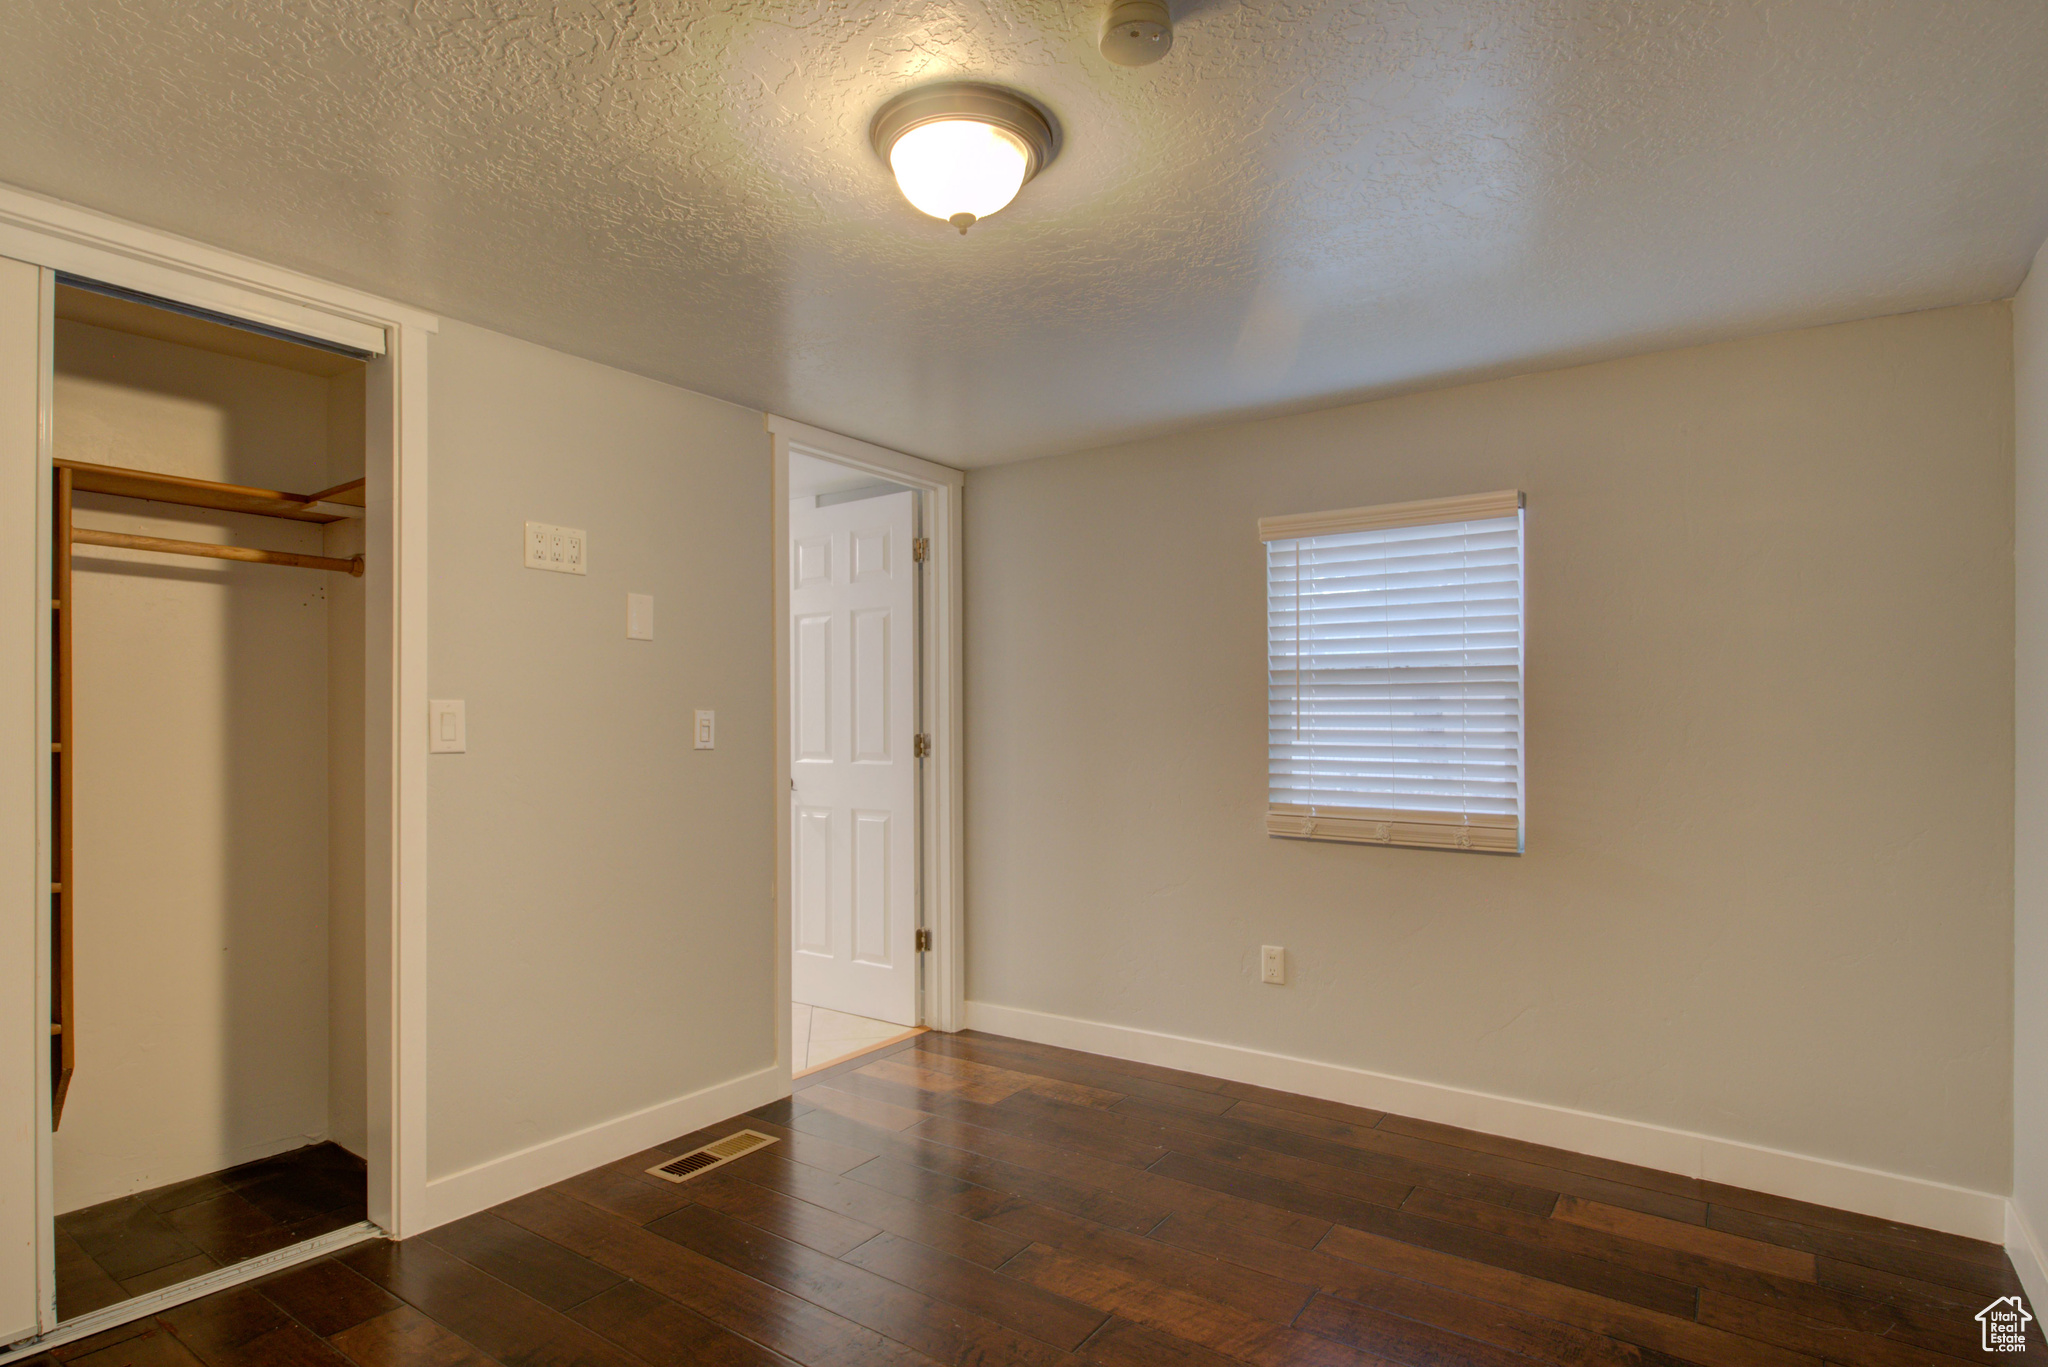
[1263,489,1525,855]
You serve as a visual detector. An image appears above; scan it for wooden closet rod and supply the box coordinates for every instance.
[72,527,365,577]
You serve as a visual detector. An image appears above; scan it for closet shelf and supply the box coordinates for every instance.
[73,528,364,578]
[57,459,365,523]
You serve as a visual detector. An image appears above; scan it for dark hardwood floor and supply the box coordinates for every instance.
[26,1032,2038,1367]
[55,1143,369,1323]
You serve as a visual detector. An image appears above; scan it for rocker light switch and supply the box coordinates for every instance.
[627,593,654,640]
[429,699,466,753]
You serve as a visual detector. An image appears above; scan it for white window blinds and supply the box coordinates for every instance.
[1263,490,1524,853]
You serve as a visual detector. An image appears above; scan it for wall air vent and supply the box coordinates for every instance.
[645,1129,778,1183]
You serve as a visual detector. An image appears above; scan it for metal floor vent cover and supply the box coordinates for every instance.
[645,1129,778,1183]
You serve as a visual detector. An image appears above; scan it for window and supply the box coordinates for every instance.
[1263,490,1524,853]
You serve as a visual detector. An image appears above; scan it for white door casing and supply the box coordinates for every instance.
[789,491,919,1027]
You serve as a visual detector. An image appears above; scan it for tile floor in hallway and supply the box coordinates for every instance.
[791,1001,916,1073]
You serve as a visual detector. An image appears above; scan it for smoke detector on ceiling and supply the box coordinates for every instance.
[1100,0,1173,66]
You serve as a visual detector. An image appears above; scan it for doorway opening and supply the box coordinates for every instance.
[770,417,965,1081]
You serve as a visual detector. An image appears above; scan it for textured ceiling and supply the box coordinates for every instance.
[1,2,2045,466]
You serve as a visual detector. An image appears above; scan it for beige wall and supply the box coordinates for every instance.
[423,320,774,1183]
[966,304,2015,1193]
[2015,240,2048,1287]
[52,321,350,1210]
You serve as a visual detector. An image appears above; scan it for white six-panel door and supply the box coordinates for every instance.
[789,491,919,1026]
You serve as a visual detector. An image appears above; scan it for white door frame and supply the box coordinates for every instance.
[769,415,965,1076]
[0,181,439,1341]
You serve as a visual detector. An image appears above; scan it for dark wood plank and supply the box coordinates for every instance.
[160,1191,303,1267]
[327,1305,503,1367]
[1000,1242,1376,1367]
[1764,1265,2048,1356]
[1699,1181,2015,1269]
[63,1198,210,1282]
[1210,1086,1387,1131]
[799,1085,933,1133]
[422,1210,624,1311]
[719,1150,1030,1267]
[947,1033,1231,1098]
[1399,1187,1827,1302]
[1695,1288,1983,1367]
[788,1105,1164,1233]
[1152,1150,1699,1318]
[1285,1115,1710,1225]
[183,1319,352,1367]
[566,1281,800,1367]
[914,1037,1234,1117]
[63,1330,209,1367]
[1815,1255,2016,1318]
[494,1185,942,1367]
[687,1171,886,1256]
[830,1071,1170,1168]
[54,1229,130,1321]
[1295,1291,1554,1367]
[1317,1221,1823,1367]
[687,1113,881,1177]
[906,1114,1332,1248]
[1373,1115,1711,1204]
[157,1285,294,1363]
[988,1204,1313,1326]
[120,1257,218,1298]
[1152,1214,1688,1367]
[549,1153,696,1226]
[1553,1195,1817,1280]
[646,1202,1076,1366]
[842,1231,1110,1352]
[255,1258,401,1338]
[847,1056,1060,1109]
[1707,1205,2014,1299]
[1073,1317,1245,1367]
[839,1155,1022,1222]
[339,1236,647,1367]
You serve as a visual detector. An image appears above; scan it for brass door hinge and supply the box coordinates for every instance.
[915,928,933,952]
[912,537,930,563]
[913,734,931,759]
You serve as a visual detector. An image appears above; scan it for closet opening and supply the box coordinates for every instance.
[46,278,377,1323]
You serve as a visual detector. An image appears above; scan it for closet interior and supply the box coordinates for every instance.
[48,281,374,1322]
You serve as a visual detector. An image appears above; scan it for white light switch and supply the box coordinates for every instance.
[694,709,715,750]
[1260,945,1286,985]
[627,593,654,640]
[429,699,466,753]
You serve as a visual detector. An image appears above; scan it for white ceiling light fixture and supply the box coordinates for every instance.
[870,83,1059,235]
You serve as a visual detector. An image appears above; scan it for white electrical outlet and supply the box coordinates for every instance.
[694,709,715,750]
[429,699,466,753]
[1260,945,1286,985]
[627,593,654,640]
[524,521,588,574]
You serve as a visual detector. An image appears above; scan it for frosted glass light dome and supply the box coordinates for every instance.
[889,120,1032,232]
[869,83,1058,235]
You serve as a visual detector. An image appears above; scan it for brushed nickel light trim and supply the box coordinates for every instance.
[869,82,1061,234]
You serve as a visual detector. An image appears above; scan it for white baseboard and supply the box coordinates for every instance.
[414,1064,786,1234]
[964,1001,2006,1243]
[2010,1201,2048,1311]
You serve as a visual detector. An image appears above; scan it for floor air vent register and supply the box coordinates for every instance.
[645,1130,778,1182]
